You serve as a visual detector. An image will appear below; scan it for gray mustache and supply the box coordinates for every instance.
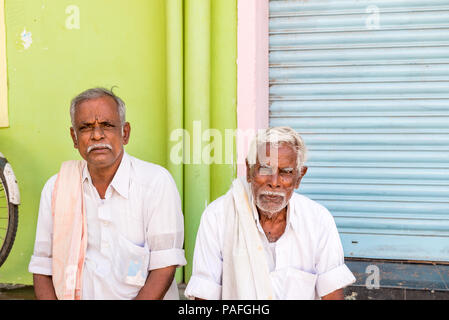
[87,143,112,153]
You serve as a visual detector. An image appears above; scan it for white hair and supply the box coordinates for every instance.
[70,87,126,128]
[246,126,307,171]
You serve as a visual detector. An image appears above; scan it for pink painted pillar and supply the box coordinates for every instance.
[237,0,270,177]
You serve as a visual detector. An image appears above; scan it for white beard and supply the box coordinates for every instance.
[254,189,288,218]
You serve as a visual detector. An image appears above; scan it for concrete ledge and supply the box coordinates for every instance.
[346,258,449,292]
[344,285,449,300]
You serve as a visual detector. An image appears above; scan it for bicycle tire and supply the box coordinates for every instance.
[0,159,19,268]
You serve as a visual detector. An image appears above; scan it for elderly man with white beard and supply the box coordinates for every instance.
[185,126,355,300]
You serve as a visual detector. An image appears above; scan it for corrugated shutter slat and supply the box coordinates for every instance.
[269,0,449,262]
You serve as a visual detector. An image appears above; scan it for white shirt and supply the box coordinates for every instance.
[29,152,187,300]
[185,192,356,300]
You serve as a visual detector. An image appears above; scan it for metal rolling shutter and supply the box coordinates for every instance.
[269,0,449,262]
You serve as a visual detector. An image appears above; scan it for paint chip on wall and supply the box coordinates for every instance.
[20,29,32,49]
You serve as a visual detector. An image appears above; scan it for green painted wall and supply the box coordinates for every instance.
[183,0,237,282]
[0,0,237,286]
[0,0,168,284]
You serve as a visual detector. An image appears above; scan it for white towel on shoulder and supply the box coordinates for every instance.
[222,177,275,300]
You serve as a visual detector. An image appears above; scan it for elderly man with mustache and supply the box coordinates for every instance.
[185,127,355,300]
[29,88,186,300]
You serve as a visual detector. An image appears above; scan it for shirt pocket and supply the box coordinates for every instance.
[113,235,150,287]
[284,267,318,300]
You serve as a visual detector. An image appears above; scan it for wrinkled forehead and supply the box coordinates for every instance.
[256,142,298,168]
[74,96,121,124]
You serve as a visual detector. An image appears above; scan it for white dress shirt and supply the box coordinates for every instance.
[29,152,187,300]
[185,192,355,300]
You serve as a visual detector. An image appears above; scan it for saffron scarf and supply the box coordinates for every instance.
[51,160,87,300]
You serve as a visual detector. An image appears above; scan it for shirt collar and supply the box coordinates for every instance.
[82,151,131,199]
[82,162,91,183]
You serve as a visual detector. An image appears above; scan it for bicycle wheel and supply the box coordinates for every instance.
[0,156,19,268]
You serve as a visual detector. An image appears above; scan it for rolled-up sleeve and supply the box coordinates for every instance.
[28,175,57,276]
[185,275,222,300]
[315,210,356,298]
[149,247,186,271]
[146,170,187,271]
[316,264,355,298]
[28,256,52,276]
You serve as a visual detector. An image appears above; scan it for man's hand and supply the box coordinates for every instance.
[134,265,177,300]
[33,274,58,300]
